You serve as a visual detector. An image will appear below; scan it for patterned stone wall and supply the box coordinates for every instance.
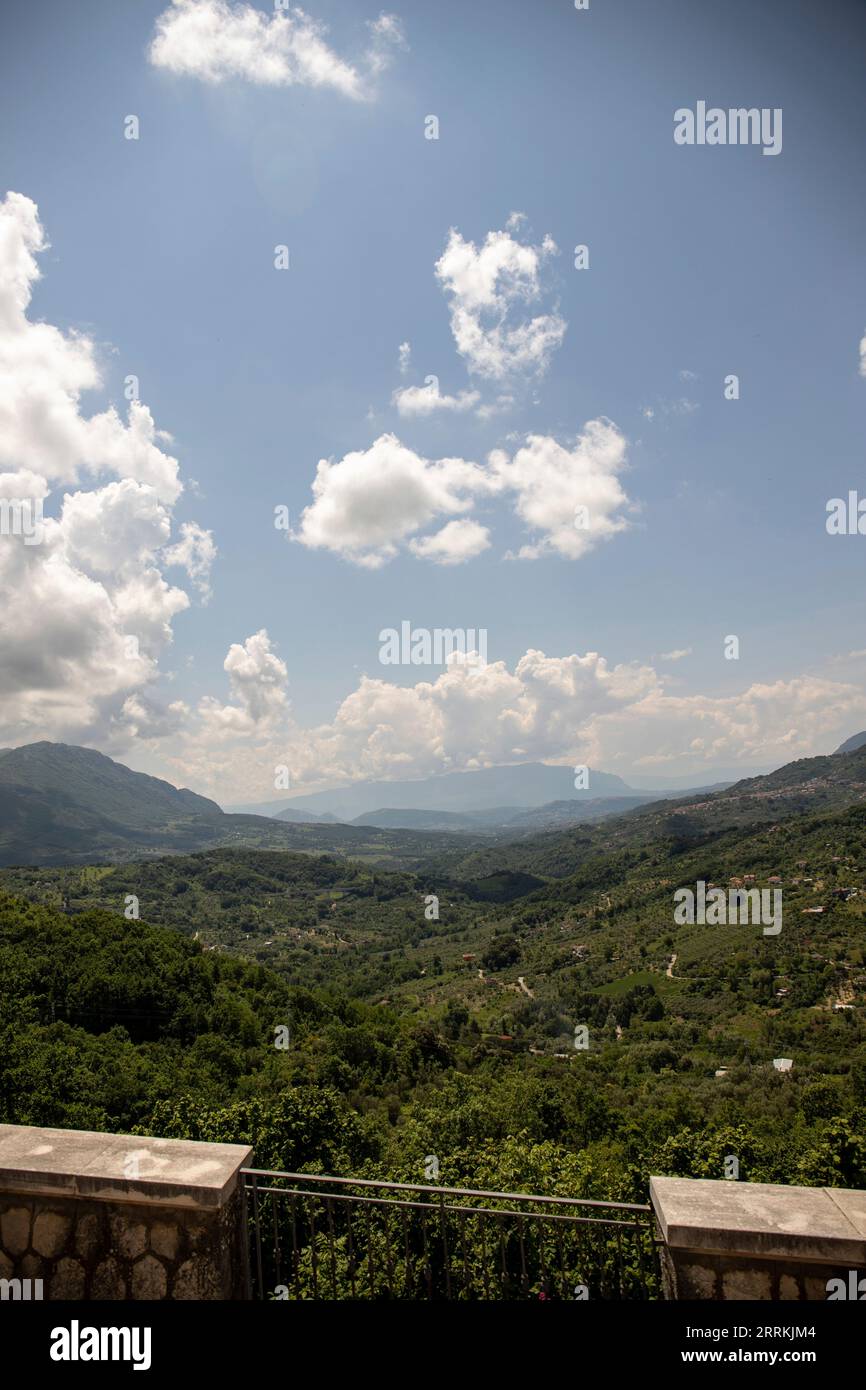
[659,1244,866,1301]
[0,1124,253,1301]
[0,1187,248,1300]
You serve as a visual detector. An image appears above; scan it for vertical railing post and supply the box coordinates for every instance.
[251,1173,264,1300]
[240,1172,254,1301]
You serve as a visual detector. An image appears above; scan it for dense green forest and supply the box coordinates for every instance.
[2,781,866,1201]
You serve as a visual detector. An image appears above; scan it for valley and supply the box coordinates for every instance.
[1,739,864,1201]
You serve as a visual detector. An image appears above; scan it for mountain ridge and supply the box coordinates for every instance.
[3,735,866,870]
[0,741,468,867]
[228,761,633,820]
[836,731,866,755]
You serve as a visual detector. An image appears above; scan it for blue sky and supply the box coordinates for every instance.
[2,0,866,801]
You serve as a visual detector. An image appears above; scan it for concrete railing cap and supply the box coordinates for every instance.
[650,1175,866,1265]
[0,1124,253,1210]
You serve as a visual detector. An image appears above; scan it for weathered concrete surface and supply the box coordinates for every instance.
[825,1187,866,1242]
[0,1126,253,1300]
[651,1176,866,1300]
[0,1125,251,1208]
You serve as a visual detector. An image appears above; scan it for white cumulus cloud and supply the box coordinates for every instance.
[578,676,866,775]
[163,520,217,600]
[149,0,404,99]
[407,518,491,564]
[198,629,289,736]
[491,419,632,560]
[291,421,635,566]
[0,192,183,504]
[434,219,566,381]
[291,432,500,568]
[0,193,212,747]
[164,646,866,803]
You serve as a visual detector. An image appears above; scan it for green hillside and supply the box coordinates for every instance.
[0,742,479,868]
[1,739,866,1206]
[2,786,865,1196]
[422,743,866,882]
[0,870,863,1200]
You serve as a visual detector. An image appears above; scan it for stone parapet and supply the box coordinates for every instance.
[651,1175,866,1300]
[0,1124,252,1300]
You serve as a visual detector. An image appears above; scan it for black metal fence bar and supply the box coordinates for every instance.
[250,1185,651,1229]
[244,1168,651,1209]
[242,1169,660,1302]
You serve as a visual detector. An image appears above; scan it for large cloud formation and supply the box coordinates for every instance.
[0,192,212,745]
[292,421,633,566]
[149,0,405,99]
[167,634,866,801]
[0,193,182,502]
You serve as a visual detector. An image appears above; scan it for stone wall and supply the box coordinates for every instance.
[651,1175,866,1300]
[0,1124,252,1301]
[4,1127,866,1302]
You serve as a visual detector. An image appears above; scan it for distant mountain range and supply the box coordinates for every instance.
[0,745,670,863]
[1,737,863,869]
[225,761,738,823]
[344,796,661,832]
[433,739,866,882]
[228,761,633,819]
[268,806,341,825]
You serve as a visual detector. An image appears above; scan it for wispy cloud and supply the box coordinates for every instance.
[149,1,405,99]
[392,379,480,418]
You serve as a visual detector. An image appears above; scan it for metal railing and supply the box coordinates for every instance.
[241,1169,660,1301]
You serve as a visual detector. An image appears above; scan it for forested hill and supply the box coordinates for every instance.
[0,741,222,821]
[0,742,476,868]
[1,854,865,1196]
[1,738,866,1199]
[4,738,866,873]
[425,742,866,882]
